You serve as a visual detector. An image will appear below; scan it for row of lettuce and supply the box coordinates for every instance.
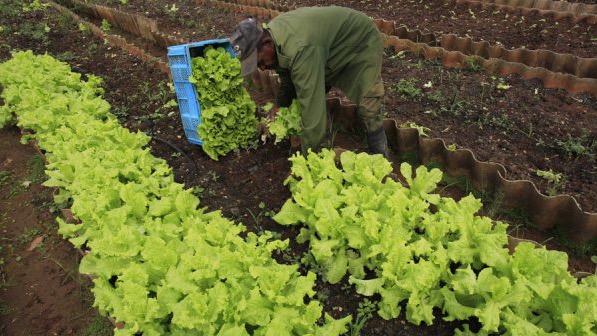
[0,51,350,335]
[1,50,596,335]
[273,149,597,335]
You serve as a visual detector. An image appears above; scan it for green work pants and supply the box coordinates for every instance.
[357,78,385,133]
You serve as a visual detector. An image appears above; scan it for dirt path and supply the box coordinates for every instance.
[0,127,113,336]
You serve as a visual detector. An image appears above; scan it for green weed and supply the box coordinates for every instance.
[464,56,484,72]
[56,13,73,26]
[399,121,430,137]
[0,171,10,187]
[549,226,597,257]
[0,303,13,315]
[27,155,46,183]
[391,78,423,101]
[0,0,21,16]
[350,299,377,336]
[100,19,111,33]
[55,51,76,62]
[18,22,50,44]
[440,92,465,116]
[426,90,445,104]
[17,228,41,245]
[399,151,421,166]
[536,169,566,196]
[556,132,595,162]
[80,313,113,336]
[247,202,277,235]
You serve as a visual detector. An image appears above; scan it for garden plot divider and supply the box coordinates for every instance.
[208,0,597,97]
[47,0,596,242]
[456,0,597,17]
[49,0,171,75]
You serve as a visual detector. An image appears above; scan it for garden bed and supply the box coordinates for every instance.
[0,0,595,335]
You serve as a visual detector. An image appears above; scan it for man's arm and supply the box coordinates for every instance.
[290,45,327,152]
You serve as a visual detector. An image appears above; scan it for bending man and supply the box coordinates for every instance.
[230,6,388,156]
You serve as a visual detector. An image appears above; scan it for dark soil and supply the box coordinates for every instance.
[0,127,112,336]
[0,0,595,335]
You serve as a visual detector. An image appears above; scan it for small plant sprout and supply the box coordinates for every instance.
[78,22,89,32]
[22,0,48,12]
[165,4,179,13]
[400,121,431,137]
[392,78,423,100]
[496,78,511,90]
[388,50,406,60]
[556,132,595,161]
[100,19,111,33]
[447,144,457,151]
[247,202,276,229]
[536,169,566,196]
[423,81,433,88]
[465,56,483,72]
[350,299,377,336]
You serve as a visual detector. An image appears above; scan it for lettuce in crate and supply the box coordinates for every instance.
[189,46,258,160]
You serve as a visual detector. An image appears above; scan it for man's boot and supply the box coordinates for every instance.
[367,127,389,158]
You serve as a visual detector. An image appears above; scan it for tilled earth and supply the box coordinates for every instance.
[0,0,595,335]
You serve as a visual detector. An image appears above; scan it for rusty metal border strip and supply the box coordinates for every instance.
[464,0,597,17]
[54,0,188,48]
[214,0,597,18]
[383,35,597,96]
[374,21,597,80]
[49,1,171,75]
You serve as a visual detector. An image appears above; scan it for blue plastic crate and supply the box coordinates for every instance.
[167,39,235,145]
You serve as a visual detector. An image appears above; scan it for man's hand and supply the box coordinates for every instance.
[258,120,271,143]
[267,106,279,120]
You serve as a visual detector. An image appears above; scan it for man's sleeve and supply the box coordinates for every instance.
[290,45,327,152]
[275,68,296,108]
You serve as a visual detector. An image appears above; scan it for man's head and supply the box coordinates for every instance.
[230,18,277,76]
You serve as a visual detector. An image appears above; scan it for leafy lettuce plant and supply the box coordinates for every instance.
[264,99,302,144]
[189,47,258,160]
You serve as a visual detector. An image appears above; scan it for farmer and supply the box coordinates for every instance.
[229,6,389,157]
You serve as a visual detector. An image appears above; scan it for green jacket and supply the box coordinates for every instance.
[267,6,383,151]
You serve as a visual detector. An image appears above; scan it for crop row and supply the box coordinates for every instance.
[274,149,597,334]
